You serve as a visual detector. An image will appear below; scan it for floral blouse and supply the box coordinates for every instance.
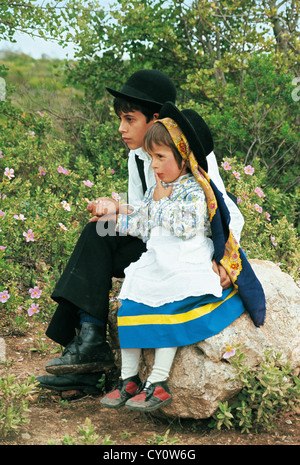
[116,174,211,242]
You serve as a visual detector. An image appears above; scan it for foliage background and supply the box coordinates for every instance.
[0,0,299,334]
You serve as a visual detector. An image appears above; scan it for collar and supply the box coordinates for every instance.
[161,173,193,188]
[131,147,152,162]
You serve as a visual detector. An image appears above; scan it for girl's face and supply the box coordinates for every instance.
[149,142,188,183]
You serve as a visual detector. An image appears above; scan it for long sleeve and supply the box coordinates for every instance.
[117,175,209,242]
[149,189,208,240]
[116,188,153,242]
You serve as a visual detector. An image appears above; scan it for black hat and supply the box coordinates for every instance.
[159,102,214,172]
[106,70,176,109]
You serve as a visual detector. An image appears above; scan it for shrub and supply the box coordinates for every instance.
[0,374,38,438]
[209,348,300,433]
[218,156,299,281]
[0,105,127,331]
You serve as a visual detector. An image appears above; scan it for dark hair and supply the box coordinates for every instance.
[143,122,186,170]
[113,97,160,123]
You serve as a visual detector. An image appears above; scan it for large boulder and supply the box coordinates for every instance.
[108,260,300,419]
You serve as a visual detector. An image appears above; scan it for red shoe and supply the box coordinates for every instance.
[125,381,172,412]
[100,375,141,409]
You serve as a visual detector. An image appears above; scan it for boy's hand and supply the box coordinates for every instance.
[212,260,232,290]
[153,173,172,201]
[87,197,119,222]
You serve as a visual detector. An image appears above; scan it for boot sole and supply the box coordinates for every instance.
[125,397,172,412]
[39,383,102,395]
[100,399,127,409]
[46,361,115,375]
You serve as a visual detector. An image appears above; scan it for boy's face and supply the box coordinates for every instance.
[149,142,188,184]
[118,110,158,150]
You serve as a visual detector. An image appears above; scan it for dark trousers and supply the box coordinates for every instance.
[46,221,146,346]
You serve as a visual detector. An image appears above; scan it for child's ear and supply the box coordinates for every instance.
[152,113,159,120]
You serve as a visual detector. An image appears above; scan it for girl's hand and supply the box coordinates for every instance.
[153,173,172,201]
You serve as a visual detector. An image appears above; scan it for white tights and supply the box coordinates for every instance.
[121,347,177,385]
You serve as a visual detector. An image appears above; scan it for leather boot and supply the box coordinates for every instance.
[37,373,104,394]
[45,323,115,375]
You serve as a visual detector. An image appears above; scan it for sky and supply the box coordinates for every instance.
[0,0,114,60]
[0,32,77,60]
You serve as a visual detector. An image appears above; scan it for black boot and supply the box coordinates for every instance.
[45,323,115,375]
[36,373,104,395]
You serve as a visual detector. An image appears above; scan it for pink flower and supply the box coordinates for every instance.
[0,193,6,200]
[112,192,120,201]
[255,187,265,198]
[271,236,277,246]
[14,214,26,221]
[223,347,236,359]
[61,201,71,211]
[28,302,39,316]
[111,169,115,174]
[254,203,262,213]
[233,170,241,180]
[244,165,254,175]
[0,246,7,251]
[0,210,6,219]
[0,151,3,158]
[0,290,10,303]
[57,165,70,175]
[265,212,271,221]
[25,131,35,137]
[36,111,44,117]
[29,286,42,299]
[23,229,35,242]
[38,166,46,176]
[59,222,69,231]
[83,180,93,187]
[221,161,232,170]
[4,167,15,180]
[237,197,242,204]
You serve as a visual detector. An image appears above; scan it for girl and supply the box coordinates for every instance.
[100,102,265,412]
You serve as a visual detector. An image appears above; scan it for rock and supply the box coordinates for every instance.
[108,260,300,419]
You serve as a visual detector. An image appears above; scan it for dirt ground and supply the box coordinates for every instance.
[0,322,299,447]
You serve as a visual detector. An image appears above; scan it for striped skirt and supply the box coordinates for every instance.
[117,287,245,349]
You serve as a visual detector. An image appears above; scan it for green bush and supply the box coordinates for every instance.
[0,105,127,330]
[218,156,299,280]
[0,374,38,438]
[209,349,300,433]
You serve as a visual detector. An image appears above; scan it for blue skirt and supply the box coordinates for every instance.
[117,287,245,349]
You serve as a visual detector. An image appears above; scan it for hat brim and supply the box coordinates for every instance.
[159,102,208,172]
[106,86,163,108]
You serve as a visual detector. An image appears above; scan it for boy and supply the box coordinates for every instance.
[37,70,178,392]
[37,70,243,393]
